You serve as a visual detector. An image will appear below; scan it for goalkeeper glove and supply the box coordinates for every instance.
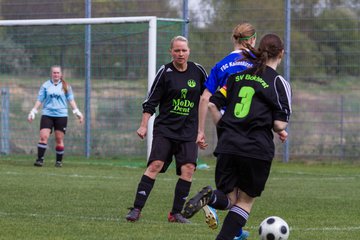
[28,108,38,120]
[72,108,83,119]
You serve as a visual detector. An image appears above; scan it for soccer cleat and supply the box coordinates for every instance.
[167,212,191,223]
[182,185,213,218]
[125,207,141,222]
[34,159,44,167]
[233,230,250,240]
[203,205,218,229]
[55,161,62,167]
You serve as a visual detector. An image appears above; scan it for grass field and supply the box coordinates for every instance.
[0,156,359,240]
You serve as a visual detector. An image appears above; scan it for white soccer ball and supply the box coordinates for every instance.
[258,216,290,240]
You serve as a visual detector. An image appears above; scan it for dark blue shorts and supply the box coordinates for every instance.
[148,136,198,175]
[215,153,272,197]
[40,115,68,134]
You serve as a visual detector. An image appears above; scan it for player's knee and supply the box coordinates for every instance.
[185,162,196,171]
[39,136,49,143]
[181,163,195,178]
[227,191,238,207]
[147,160,163,173]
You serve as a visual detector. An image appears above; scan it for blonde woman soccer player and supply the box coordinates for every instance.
[28,65,83,167]
[125,36,217,226]
[197,22,257,150]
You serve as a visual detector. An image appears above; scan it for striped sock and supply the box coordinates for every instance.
[56,146,64,162]
[209,189,231,210]
[216,205,249,240]
[37,143,47,161]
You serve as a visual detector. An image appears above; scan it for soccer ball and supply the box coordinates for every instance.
[258,216,290,240]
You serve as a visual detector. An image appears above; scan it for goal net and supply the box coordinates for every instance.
[0,17,184,157]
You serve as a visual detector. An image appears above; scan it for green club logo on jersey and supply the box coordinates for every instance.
[181,88,188,99]
[187,79,196,88]
[171,88,195,116]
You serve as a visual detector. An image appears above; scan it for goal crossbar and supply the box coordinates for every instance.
[0,16,185,26]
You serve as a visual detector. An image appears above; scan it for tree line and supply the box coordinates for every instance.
[0,0,358,81]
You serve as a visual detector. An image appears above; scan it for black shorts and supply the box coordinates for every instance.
[148,136,198,175]
[215,153,272,198]
[40,115,68,134]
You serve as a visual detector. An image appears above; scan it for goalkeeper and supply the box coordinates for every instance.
[27,65,83,167]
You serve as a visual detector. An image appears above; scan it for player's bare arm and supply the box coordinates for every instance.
[273,120,288,132]
[27,100,42,123]
[273,120,288,142]
[196,89,212,149]
[69,100,84,123]
[208,102,222,125]
[137,112,151,139]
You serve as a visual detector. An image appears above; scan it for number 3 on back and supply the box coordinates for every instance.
[234,86,255,118]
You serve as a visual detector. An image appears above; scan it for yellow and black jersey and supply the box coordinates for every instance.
[210,66,292,161]
[142,61,207,142]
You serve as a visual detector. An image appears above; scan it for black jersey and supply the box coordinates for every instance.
[142,61,207,142]
[210,66,292,161]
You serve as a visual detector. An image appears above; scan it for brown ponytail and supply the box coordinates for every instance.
[242,33,284,75]
[61,77,68,94]
[51,65,68,94]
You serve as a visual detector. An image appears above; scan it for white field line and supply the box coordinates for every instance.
[1,170,356,187]
[0,211,119,222]
[3,169,357,181]
[276,170,360,178]
[0,211,203,225]
[3,170,126,180]
[247,225,360,232]
[1,171,213,182]
[1,211,359,232]
[271,176,357,181]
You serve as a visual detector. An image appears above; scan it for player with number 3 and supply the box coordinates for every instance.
[183,33,292,240]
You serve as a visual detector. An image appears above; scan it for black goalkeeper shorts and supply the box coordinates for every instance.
[40,115,68,134]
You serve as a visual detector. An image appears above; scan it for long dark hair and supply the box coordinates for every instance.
[243,33,284,74]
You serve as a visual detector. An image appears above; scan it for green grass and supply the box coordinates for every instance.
[0,156,359,240]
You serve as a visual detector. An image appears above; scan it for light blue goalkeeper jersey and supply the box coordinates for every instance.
[205,50,254,94]
[37,79,74,117]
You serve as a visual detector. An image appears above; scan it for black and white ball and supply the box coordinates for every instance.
[258,216,290,240]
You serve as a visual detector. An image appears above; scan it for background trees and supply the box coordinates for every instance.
[0,0,358,81]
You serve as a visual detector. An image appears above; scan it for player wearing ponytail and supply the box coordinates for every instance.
[196,23,257,238]
[61,76,68,94]
[183,33,292,240]
[27,65,84,167]
[197,22,257,150]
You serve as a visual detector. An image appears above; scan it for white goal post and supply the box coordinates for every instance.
[0,16,185,158]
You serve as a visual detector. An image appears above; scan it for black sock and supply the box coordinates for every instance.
[216,205,249,240]
[208,189,231,210]
[56,146,64,162]
[37,143,47,161]
[133,175,155,209]
[171,178,191,214]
